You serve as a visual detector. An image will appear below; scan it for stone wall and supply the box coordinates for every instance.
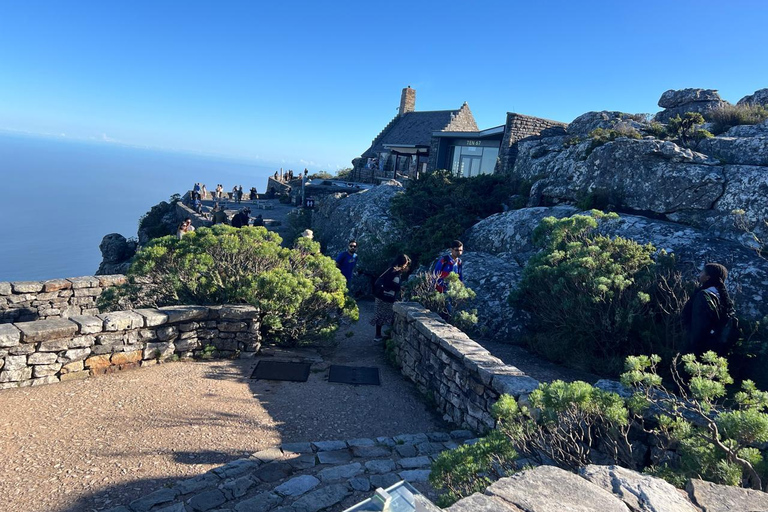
[0,305,260,389]
[391,302,538,433]
[0,275,126,324]
[497,112,567,174]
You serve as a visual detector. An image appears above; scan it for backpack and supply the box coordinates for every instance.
[717,312,741,350]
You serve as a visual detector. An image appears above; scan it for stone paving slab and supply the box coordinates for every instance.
[102,431,470,512]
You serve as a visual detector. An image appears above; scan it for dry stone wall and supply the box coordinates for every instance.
[0,304,260,389]
[0,274,126,324]
[391,302,539,433]
[497,112,567,174]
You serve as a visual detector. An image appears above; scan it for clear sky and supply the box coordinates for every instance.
[1,0,766,171]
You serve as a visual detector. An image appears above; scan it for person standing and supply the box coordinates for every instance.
[201,184,208,200]
[371,254,411,341]
[682,262,734,355]
[335,240,358,287]
[433,240,464,293]
[211,205,228,225]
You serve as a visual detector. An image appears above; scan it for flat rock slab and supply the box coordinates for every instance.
[233,492,282,512]
[158,306,209,323]
[316,449,352,465]
[486,465,630,512]
[291,483,350,512]
[318,462,361,482]
[0,324,21,347]
[99,311,144,331]
[68,315,104,334]
[312,440,348,452]
[581,465,697,512]
[274,475,320,497]
[16,318,78,343]
[447,492,525,512]
[686,478,768,512]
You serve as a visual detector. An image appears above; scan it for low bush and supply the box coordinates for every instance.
[708,104,768,135]
[98,225,358,345]
[403,272,477,331]
[511,211,691,374]
[587,126,642,155]
[645,121,669,139]
[668,112,712,147]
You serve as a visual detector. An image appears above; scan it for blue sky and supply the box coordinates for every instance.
[1,0,766,171]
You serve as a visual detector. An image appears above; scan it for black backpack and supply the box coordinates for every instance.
[717,312,741,350]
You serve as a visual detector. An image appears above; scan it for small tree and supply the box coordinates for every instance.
[667,112,712,147]
[622,352,768,490]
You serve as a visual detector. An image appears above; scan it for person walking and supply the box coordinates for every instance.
[335,240,358,288]
[371,254,411,342]
[682,262,735,355]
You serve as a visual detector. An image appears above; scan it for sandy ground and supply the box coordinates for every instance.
[0,301,444,512]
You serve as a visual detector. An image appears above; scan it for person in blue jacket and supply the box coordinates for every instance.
[335,240,358,287]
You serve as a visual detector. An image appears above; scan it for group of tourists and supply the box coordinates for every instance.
[273,169,296,182]
[192,183,260,203]
[335,239,464,342]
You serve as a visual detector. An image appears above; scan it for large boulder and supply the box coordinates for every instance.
[686,478,768,512]
[511,135,767,247]
[580,465,698,512]
[737,88,768,107]
[567,111,646,138]
[655,88,730,123]
[96,233,137,275]
[460,207,768,342]
[312,183,403,295]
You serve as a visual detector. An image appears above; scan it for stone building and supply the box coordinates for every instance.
[351,86,567,182]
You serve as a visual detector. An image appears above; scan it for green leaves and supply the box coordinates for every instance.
[100,225,357,345]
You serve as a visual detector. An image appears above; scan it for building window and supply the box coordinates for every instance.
[450,145,499,177]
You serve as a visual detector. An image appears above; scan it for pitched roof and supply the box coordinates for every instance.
[363,104,478,157]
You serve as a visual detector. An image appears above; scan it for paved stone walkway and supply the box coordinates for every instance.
[105,430,476,512]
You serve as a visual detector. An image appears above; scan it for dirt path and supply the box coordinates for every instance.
[0,301,443,512]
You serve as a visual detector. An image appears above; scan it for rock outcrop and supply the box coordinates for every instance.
[462,207,768,341]
[511,130,767,247]
[737,88,768,107]
[567,111,646,138]
[655,88,730,123]
[312,183,403,295]
[95,233,136,275]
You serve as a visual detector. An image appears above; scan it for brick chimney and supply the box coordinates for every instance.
[399,86,416,116]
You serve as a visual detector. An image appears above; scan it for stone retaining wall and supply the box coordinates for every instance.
[498,112,568,174]
[391,303,539,433]
[0,275,126,324]
[0,305,260,389]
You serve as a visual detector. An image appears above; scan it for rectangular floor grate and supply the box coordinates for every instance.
[328,365,380,386]
[251,360,311,382]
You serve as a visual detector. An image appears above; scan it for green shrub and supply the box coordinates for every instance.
[98,225,358,345]
[645,122,669,139]
[667,112,706,147]
[622,352,768,489]
[511,212,690,374]
[587,126,642,154]
[284,207,312,245]
[404,272,477,331]
[138,194,180,240]
[708,104,768,135]
[430,431,518,507]
[335,167,353,180]
[389,170,517,267]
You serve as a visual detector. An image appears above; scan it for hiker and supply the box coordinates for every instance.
[335,239,358,287]
[176,218,195,239]
[249,187,258,200]
[433,240,464,293]
[211,204,228,225]
[371,254,411,342]
[200,183,207,200]
[682,262,735,355]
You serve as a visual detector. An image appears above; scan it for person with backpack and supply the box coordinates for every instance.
[682,262,736,355]
[371,254,411,342]
[433,240,464,293]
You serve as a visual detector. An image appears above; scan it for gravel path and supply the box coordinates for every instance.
[0,301,444,512]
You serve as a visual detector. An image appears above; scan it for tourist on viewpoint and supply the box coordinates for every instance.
[371,254,411,342]
[682,262,735,355]
[335,239,358,287]
[211,204,228,225]
[177,218,195,239]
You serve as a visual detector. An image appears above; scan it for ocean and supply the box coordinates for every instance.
[0,133,276,281]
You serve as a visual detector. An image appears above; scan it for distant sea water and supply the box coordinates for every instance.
[0,133,276,281]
